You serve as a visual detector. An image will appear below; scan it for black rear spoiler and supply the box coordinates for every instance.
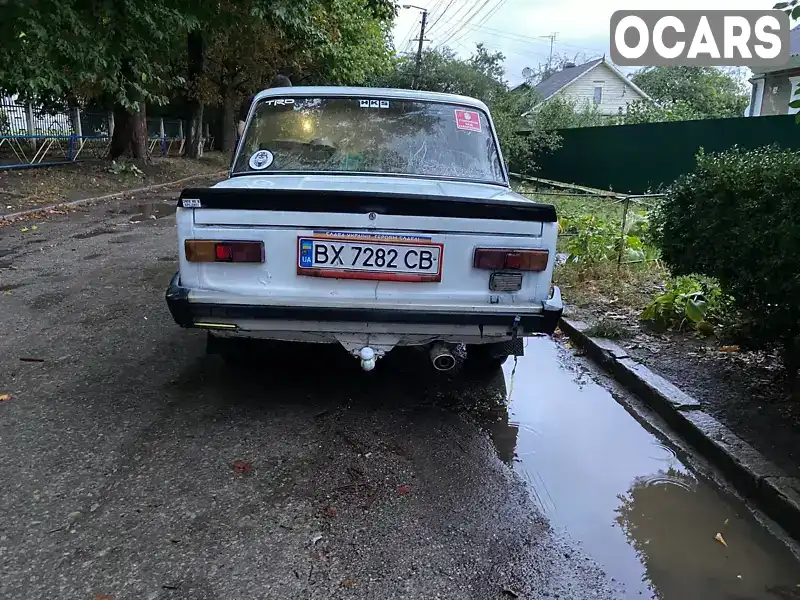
[177,187,557,223]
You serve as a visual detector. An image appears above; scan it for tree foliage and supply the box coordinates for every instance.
[631,66,749,119]
[0,0,396,158]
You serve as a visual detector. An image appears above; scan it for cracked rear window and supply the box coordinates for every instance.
[233,97,505,184]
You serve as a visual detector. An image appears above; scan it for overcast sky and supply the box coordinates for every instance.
[392,0,779,85]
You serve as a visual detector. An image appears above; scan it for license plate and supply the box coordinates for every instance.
[297,236,443,282]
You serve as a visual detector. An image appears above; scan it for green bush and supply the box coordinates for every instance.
[641,274,732,335]
[559,213,657,265]
[653,147,800,371]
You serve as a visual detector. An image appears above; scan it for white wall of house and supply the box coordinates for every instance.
[554,62,646,115]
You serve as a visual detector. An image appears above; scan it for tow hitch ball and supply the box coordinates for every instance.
[359,347,376,371]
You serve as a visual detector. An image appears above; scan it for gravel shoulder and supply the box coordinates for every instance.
[0,194,616,599]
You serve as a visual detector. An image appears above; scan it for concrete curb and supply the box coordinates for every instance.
[0,170,227,222]
[559,317,800,541]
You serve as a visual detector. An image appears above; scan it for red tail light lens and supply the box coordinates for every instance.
[473,248,549,271]
[185,240,264,263]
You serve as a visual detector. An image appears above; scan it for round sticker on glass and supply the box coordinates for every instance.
[249,150,274,170]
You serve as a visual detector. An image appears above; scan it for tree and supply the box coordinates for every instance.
[630,66,749,119]
[0,0,189,161]
[196,0,395,153]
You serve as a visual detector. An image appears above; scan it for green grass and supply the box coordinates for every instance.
[554,260,669,314]
[584,318,634,340]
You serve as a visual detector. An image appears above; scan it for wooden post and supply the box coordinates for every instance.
[617,196,631,268]
[107,111,115,137]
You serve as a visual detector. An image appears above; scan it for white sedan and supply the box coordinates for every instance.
[166,86,562,372]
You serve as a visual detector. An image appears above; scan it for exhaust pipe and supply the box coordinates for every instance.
[429,342,456,371]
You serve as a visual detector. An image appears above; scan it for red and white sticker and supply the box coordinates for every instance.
[455,109,482,132]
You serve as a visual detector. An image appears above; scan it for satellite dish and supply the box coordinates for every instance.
[522,67,533,79]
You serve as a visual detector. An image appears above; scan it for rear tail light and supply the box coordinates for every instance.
[473,248,549,271]
[184,240,264,263]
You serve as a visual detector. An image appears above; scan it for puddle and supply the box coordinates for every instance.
[128,202,175,223]
[487,337,800,599]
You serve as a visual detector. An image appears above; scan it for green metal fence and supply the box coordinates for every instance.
[532,114,800,194]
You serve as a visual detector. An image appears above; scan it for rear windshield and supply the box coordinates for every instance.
[233,96,505,184]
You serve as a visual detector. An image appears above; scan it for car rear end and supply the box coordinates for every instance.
[166,87,562,370]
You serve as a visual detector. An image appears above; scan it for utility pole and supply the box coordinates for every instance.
[413,9,428,90]
[546,32,557,74]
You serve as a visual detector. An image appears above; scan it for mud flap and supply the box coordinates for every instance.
[483,338,524,358]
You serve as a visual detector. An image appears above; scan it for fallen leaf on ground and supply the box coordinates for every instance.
[20,227,28,232]
[20,357,45,363]
[720,345,740,353]
[502,587,520,598]
[324,506,337,517]
[0,394,10,402]
[724,518,729,526]
[30,225,37,231]
[232,460,253,474]
[397,484,410,495]
[95,595,113,600]
[341,579,356,588]
[715,532,728,547]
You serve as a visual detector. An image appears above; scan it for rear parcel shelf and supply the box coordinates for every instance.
[177,187,557,223]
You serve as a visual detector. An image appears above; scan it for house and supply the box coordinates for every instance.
[747,25,800,116]
[517,57,650,116]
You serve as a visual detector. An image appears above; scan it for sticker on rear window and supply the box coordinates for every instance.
[455,109,481,132]
[249,150,274,170]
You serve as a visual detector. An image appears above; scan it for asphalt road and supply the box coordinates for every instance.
[1,192,798,600]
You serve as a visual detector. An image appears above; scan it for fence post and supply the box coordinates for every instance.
[71,106,82,138]
[617,196,631,268]
[159,118,166,156]
[25,102,35,149]
[107,111,115,138]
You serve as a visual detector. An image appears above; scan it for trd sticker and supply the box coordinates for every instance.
[455,109,482,132]
[262,98,295,107]
[249,149,274,170]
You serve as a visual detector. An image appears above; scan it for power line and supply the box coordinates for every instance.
[422,0,453,35]
[435,0,499,49]
[428,0,477,41]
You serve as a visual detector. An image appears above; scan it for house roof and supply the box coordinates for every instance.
[533,58,604,100]
[790,23,800,56]
[752,24,800,75]
[517,57,650,107]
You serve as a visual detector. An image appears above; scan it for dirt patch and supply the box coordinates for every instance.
[0,152,228,214]
[29,291,68,310]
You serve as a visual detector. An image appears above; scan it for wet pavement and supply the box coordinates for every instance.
[492,339,800,599]
[0,195,799,599]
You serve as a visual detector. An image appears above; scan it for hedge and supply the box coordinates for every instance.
[654,147,800,374]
